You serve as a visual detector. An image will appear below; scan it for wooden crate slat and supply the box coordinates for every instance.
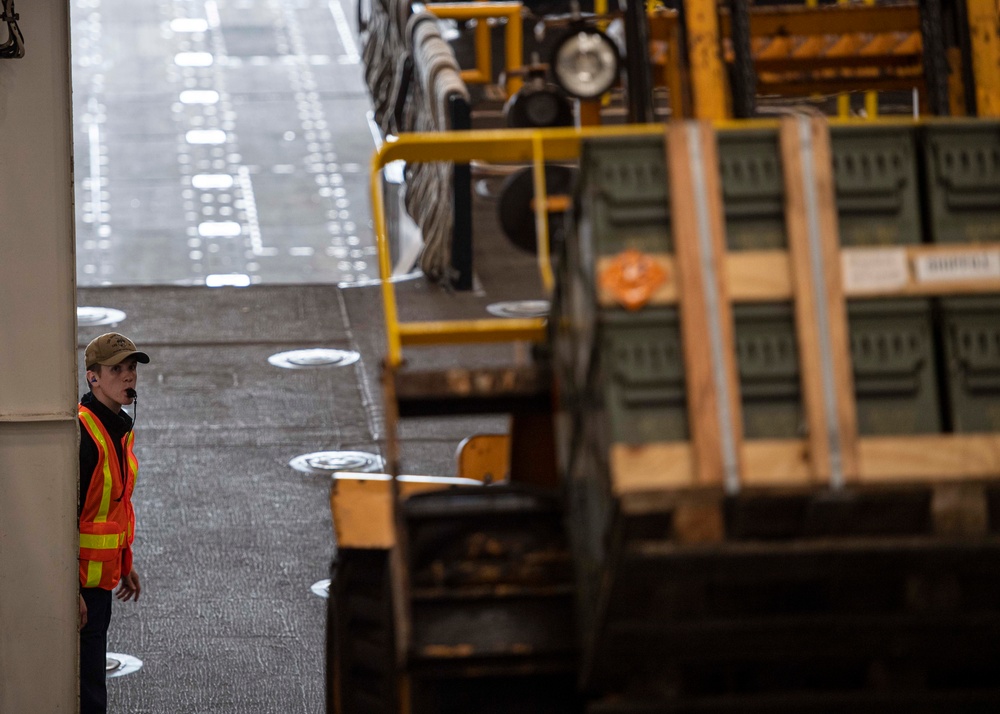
[666,121,742,488]
[610,435,1000,496]
[597,245,1000,306]
[780,116,859,486]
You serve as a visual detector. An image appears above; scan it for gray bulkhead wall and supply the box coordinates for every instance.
[0,2,79,712]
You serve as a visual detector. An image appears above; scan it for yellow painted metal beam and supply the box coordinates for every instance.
[532,134,555,292]
[376,124,668,167]
[967,0,1000,117]
[398,319,547,346]
[684,0,729,120]
[371,126,659,365]
[425,2,524,96]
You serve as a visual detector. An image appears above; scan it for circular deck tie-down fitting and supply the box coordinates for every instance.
[268,348,361,369]
[289,451,385,475]
[77,307,127,327]
[486,300,550,319]
[105,653,143,678]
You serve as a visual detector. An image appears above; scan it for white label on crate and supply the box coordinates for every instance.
[841,248,909,293]
[914,250,1000,283]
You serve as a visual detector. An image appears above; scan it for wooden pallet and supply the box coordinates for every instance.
[584,536,1000,710]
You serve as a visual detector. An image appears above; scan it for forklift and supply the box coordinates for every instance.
[329,1,1000,711]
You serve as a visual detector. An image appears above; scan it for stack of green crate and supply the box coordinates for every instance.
[570,135,689,447]
[720,124,941,438]
[563,125,943,451]
[921,120,1000,432]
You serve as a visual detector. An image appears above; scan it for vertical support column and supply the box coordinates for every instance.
[474,20,492,88]
[503,3,523,97]
[0,4,79,712]
[683,0,729,120]
[666,121,744,491]
[624,0,655,122]
[779,116,859,488]
[666,14,690,119]
[727,0,756,119]
[920,0,953,116]
[967,0,1000,117]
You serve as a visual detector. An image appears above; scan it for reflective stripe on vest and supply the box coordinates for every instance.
[79,409,114,524]
[80,532,120,550]
[78,405,135,589]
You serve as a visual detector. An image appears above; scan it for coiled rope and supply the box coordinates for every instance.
[361,0,470,283]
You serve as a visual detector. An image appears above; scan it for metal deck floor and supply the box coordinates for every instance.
[79,285,358,712]
[71,0,550,705]
[78,215,544,710]
[71,0,377,288]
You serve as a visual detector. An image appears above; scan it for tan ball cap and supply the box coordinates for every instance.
[85,332,150,367]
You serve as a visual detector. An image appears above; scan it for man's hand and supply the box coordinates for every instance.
[116,568,141,602]
[79,595,88,631]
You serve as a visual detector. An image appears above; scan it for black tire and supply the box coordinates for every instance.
[327,549,399,714]
[497,165,576,254]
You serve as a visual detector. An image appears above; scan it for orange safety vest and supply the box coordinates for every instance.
[78,405,137,590]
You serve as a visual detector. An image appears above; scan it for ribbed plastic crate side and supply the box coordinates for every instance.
[939,296,1000,433]
[922,120,1000,245]
[717,124,924,251]
[733,299,943,439]
[578,135,672,257]
[718,128,787,251]
[828,124,941,434]
[831,124,924,247]
[849,299,942,435]
[599,308,688,445]
[922,121,1000,433]
[733,302,803,439]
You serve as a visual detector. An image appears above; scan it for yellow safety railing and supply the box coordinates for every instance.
[370,124,670,367]
[425,2,524,97]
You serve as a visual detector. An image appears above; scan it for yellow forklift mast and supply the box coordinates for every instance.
[328,1,1000,711]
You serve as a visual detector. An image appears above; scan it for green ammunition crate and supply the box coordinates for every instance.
[939,297,1000,433]
[583,125,925,254]
[832,124,948,436]
[831,124,924,247]
[577,135,673,257]
[734,303,802,439]
[582,299,941,444]
[735,300,943,438]
[849,299,943,435]
[718,124,924,250]
[717,130,786,250]
[922,121,1000,433]
[599,308,688,444]
[574,127,941,443]
[921,121,1000,245]
[717,124,938,436]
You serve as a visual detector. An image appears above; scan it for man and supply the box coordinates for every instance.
[78,332,149,714]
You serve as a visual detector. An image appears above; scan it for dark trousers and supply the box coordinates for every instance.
[80,587,113,714]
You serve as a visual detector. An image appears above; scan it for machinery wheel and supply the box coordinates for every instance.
[497,165,576,254]
[326,549,399,714]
